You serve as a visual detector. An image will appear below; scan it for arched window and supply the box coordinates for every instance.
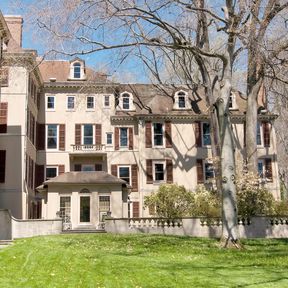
[173,90,190,110]
[122,93,130,110]
[117,92,136,111]
[73,63,81,79]
[80,188,90,194]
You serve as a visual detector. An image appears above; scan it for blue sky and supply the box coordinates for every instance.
[0,0,148,83]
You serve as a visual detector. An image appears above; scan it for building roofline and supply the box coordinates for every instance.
[0,11,12,43]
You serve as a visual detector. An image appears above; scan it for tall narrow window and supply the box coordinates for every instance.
[73,63,81,78]
[178,92,186,108]
[46,96,55,110]
[120,128,128,147]
[204,162,214,180]
[80,196,90,222]
[86,96,94,109]
[122,93,130,110]
[83,124,93,145]
[154,162,165,181]
[258,160,264,178]
[257,122,262,145]
[153,123,164,146]
[67,96,75,110]
[99,196,110,212]
[104,95,110,107]
[106,132,113,145]
[202,123,211,146]
[60,196,71,220]
[47,125,58,149]
[119,166,130,184]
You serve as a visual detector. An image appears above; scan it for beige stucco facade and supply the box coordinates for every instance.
[0,11,280,224]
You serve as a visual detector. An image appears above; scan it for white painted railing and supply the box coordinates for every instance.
[71,144,105,152]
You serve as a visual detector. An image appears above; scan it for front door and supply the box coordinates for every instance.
[80,196,90,223]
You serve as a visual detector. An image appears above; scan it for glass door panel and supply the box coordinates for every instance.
[80,196,90,222]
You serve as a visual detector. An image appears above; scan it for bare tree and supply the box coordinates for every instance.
[19,0,287,247]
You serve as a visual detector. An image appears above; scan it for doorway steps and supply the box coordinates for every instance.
[61,226,106,234]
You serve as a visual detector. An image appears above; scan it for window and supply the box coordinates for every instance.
[47,124,58,149]
[59,196,71,219]
[80,196,90,222]
[204,162,215,180]
[202,123,211,146]
[258,159,272,181]
[229,95,233,109]
[118,166,130,184]
[73,63,81,79]
[104,95,110,107]
[67,96,75,110]
[99,196,110,212]
[153,123,164,147]
[258,160,264,178]
[83,124,94,145]
[106,132,113,145]
[229,92,238,110]
[120,128,128,147]
[0,150,6,183]
[173,90,189,110]
[118,92,135,111]
[154,162,165,182]
[82,165,94,172]
[257,122,262,146]
[122,93,130,110]
[86,96,94,110]
[46,96,55,110]
[46,166,58,180]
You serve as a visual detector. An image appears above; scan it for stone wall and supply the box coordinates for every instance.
[105,217,288,239]
[12,218,62,239]
[0,209,12,240]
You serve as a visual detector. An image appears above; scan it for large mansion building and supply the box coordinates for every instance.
[0,12,280,229]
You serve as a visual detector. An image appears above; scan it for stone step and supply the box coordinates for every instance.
[0,240,13,248]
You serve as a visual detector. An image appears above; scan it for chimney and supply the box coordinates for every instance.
[4,16,23,48]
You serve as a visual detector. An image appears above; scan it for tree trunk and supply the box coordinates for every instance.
[217,80,240,248]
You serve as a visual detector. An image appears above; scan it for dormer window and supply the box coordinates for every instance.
[173,90,190,110]
[73,63,81,79]
[117,92,136,111]
[68,58,86,80]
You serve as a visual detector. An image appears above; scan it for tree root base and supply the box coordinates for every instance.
[219,237,243,249]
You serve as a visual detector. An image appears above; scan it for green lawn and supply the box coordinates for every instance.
[0,234,287,288]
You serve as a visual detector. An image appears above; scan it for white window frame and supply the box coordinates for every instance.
[59,195,71,219]
[173,90,190,110]
[119,127,128,148]
[103,95,111,108]
[46,124,59,150]
[45,166,58,180]
[153,123,164,148]
[106,132,113,146]
[86,96,95,110]
[118,165,131,185]
[202,122,211,146]
[229,92,238,110]
[153,161,166,183]
[66,96,75,111]
[258,159,265,179]
[117,91,136,111]
[46,95,55,111]
[82,124,94,145]
[257,122,263,146]
[73,62,81,79]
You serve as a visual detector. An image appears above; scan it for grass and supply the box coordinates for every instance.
[0,234,288,288]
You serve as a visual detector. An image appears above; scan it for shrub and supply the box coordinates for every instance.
[190,185,221,217]
[144,184,194,219]
[273,200,288,216]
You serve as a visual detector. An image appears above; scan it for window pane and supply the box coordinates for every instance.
[119,167,130,184]
[87,96,94,109]
[60,196,71,219]
[104,95,110,107]
[82,165,94,171]
[257,123,262,145]
[106,133,112,145]
[205,163,214,180]
[154,163,164,181]
[83,124,93,145]
[123,97,130,109]
[99,196,110,212]
[202,123,211,145]
[153,123,163,146]
[67,96,74,109]
[258,161,264,177]
[47,96,54,109]
[178,96,186,108]
[46,167,57,179]
[120,128,128,147]
[47,125,57,149]
[73,63,81,78]
[80,196,90,222]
